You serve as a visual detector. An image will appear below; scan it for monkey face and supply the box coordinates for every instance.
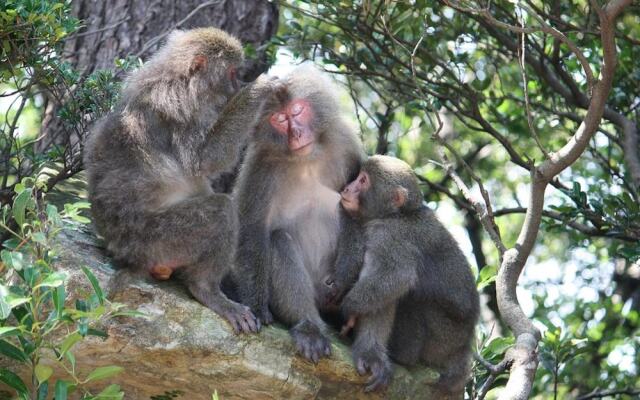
[269,99,315,156]
[226,66,240,94]
[340,171,370,214]
[341,156,425,219]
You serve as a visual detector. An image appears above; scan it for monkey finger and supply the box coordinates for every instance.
[303,346,315,364]
[237,316,252,334]
[255,317,262,331]
[243,313,259,333]
[226,316,241,334]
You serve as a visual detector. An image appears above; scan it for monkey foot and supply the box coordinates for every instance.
[354,347,393,392]
[256,307,274,326]
[223,305,261,334]
[290,320,332,364]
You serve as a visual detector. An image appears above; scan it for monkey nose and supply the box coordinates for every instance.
[290,127,302,139]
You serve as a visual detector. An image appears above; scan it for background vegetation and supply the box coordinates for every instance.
[1,0,638,399]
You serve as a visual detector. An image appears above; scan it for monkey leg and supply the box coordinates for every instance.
[387,299,429,366]
[420,309,474,396]
[270,230,332,363]
[180,263,260,334]
[352,304,395,392]
[142,194,259,334]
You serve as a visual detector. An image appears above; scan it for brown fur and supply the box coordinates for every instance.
[84,28,282,334]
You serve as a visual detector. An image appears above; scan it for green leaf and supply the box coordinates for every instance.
[59,332,82,357]
[12,188,32,229]
[34,272,67,289]
[484,336,514,356]
[87,328,109,339]
[93,384,124,400]
[32,232,47,243]
[0,339,28,362]
[85,366,123,383]
[65,351,76,371]
[0,327,19,337]
[0,368,29,397]
[81,266,104,305]
[55,380,68,400]
[1,250,25,271]
[47,204,62,225]
[37,381,49,400]
[54,285,65,315]
[5,294,30,309]
[0,285,10,319]
[35,364,53,383]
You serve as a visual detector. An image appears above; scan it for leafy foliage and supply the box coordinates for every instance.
[0,176,139,399]
[0,0,133,205]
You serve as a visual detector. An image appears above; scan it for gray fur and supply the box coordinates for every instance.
[331,155,480,395]
[84,27,281,334]
[233,66,365,361]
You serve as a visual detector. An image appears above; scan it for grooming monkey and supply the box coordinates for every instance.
[233,66,365,362]
[84,28,283,334]
[325,155,479,395]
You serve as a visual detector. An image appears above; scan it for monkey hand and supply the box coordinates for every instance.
[339,315,358,337]
[249,74,288,105]
[353,344,394,392]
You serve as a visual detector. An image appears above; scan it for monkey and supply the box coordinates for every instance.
[323,155,480,395]
[233,65,366,362]
[83,28,284,334]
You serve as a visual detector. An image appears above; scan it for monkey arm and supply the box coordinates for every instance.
[233,163,277,322]
[331,212,366,296]
[199,77,279,176]
[341,242,419,317]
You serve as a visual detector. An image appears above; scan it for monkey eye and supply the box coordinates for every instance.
[289,102,304,116]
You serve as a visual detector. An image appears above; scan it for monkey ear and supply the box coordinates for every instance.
[189,54,208,75]
[392,186,408,209]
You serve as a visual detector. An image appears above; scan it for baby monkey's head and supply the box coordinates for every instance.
[340,155,422,219]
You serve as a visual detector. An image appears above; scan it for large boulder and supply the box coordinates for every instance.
[5,225,439,399]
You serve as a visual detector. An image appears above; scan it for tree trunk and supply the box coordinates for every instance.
[38,0,279,192]
[64,0,278,80]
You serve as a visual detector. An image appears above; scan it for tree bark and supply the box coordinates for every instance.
[63,0,278,80]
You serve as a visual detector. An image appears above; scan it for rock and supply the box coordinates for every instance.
[5,225,439,400]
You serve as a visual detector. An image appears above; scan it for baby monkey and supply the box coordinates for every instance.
[324,155,479,396]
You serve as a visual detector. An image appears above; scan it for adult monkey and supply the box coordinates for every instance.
[234,66,365,362]
[84,28,283,334]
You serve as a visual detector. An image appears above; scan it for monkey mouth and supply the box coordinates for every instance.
[339,194,358,208]
[290,141,314,155]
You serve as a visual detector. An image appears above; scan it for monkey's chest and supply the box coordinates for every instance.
[269,182,341,279]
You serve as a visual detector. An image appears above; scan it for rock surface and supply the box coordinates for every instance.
[5,226,439,399]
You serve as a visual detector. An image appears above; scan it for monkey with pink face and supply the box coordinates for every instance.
[233,66,366,363]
